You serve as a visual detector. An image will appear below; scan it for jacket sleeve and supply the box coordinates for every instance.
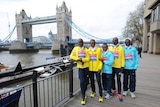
[99,48,102,59]
[103,52,114,66]
[121,47,125,67]
[98,48,103,70]
[70,47,79,61]
[134,47,139,69]
[98,60,103,70]
[82,49,90,62]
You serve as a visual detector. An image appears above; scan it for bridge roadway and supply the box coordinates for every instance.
[62,53,160,107]
[21,15,56,25]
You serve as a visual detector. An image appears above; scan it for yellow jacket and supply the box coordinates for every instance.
[108,45,125,68]
[70,46,89,68]
[88,47,102,72]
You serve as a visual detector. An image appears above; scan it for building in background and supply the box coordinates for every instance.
[143,0,160,54]
[32,36,52,49]
[48,31,57,41]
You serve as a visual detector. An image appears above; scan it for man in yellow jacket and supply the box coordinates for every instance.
[70,38,89,105]
[88,39,103,102]
[108,37,125,102]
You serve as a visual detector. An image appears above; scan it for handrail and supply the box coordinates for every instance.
[0,62,80,107]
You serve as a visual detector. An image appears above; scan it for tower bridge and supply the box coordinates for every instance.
[1,1,124,54]
[8,1,72,54]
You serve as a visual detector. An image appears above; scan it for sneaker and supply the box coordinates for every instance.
[98,97,103,102]
[117,94,123,102]
[130,92,136,98]
[123,91,128,96]
[90,92,96,98]
[81,96,87,105]
[81,99,86,105]
[112,90,117,95]
[105,93,112,99]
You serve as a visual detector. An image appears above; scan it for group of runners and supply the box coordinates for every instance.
[70,37,139,105]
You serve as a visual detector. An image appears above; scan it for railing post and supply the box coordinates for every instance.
[69,61,73,98]
[32,70,38,107]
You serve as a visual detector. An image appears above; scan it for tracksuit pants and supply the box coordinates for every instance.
[123,69,136,92]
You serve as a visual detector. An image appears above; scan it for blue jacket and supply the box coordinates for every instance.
[124,46,139,70]
[102,51,114,74]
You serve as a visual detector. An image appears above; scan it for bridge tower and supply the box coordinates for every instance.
[15,9,32,43]
[51,2,72,54]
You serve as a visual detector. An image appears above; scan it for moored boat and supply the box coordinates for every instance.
[0,87,22,107]
[0,56,71,87]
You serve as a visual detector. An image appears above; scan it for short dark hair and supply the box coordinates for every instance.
[90,39,95,43]
[103,43,108,47]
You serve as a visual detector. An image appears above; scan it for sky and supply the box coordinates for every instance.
[0,0,144,41]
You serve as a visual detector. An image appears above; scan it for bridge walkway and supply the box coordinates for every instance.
[62,53,160,107]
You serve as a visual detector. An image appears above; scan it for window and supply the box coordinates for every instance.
[151,3,160,22]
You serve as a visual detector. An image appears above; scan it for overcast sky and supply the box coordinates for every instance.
[0,0,144,41]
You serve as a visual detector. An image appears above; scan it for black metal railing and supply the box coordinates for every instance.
[0,62,80,107]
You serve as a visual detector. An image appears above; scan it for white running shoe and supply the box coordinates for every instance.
[130,92,136,98]
[122,91,128,96]
[103,90,107,95]
[105,93,112,99]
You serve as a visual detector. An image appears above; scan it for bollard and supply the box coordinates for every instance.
[69,61,73,98]
[32,70,38,107]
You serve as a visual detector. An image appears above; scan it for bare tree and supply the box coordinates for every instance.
[122,2,144,44]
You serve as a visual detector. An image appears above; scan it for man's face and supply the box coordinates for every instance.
[112,38,118,45]
[78,39,83,47]
[125,39,130,46]
[90,40,95,47]
[102,44,108,51]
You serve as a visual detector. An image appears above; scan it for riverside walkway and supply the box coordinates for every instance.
[62,53,160,107]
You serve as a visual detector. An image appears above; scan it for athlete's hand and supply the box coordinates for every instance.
[77,58,84,65]
[121,67,124,74]
[98,70,101,73]
[77,58,82,62]
[99,58,103,62]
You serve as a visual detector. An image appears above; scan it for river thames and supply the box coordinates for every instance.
[0,50,59,67]
[0,49,60,88]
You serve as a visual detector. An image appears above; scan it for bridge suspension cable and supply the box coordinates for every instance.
[64,18,92,39]
[64,18,105,40]
[2,26,16,43]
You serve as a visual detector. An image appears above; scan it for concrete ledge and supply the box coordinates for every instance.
[153,52,160,55]
[148,52,160,55]
[52,50,59,55]
[148,52,153,54]
[9,49,39,53]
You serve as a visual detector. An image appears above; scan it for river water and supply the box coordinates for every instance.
[0,49,61,88]
[0,50,59,67]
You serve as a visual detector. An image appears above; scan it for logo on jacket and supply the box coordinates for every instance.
[113,51,119,58]
[90,54,97,61]
[125,54,133,60]
[78,50,86,58]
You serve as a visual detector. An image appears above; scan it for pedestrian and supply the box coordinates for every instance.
[101,43,114,99]
[88,39,103,102]
[69,38,89,105]
[122,39,139,98]
[108,37,125,102]
[137,47,142,58]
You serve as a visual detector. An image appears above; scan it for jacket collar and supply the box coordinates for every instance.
[125,45,132,49]
[79,46,85,49]
[113,44,119,48]
[89,46,97,51]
